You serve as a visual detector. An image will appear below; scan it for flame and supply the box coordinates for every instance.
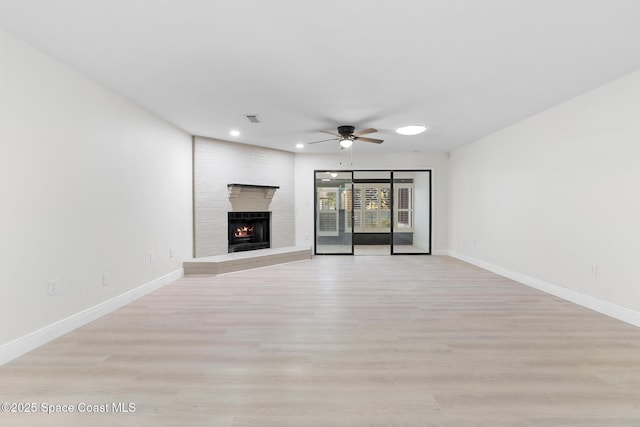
[234,225,254,238]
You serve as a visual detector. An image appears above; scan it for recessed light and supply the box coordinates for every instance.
[396,124,428,135]
[296,143,304,149]
[229,130,240,137]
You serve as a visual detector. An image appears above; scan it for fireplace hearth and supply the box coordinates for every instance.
[228,212,271,253]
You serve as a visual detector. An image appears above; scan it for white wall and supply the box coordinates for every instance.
[194,137,295,257]
[0,31,192,346]
[449,68,640,316]
[294,151,449,252]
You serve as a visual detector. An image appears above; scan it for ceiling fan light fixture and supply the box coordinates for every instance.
[396,124,428,136]
[339,138,353,148]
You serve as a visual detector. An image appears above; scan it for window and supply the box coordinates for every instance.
[322,181,415,235]
[317,188,339,236]
[394,184,413,231]
[353,183,391,233]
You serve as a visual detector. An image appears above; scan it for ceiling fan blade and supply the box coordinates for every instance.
[319,130,341,137]
[308,137,339,144]
[355,136,384,144]
[353,127,377,137]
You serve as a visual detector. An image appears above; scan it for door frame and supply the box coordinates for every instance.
[390,170,432,255]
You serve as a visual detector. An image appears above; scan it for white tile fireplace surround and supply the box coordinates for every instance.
[190,180,309,274]
[226,184,279,252]
[193,136,295,257]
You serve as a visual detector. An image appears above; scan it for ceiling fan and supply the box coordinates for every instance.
[308,125,384,149]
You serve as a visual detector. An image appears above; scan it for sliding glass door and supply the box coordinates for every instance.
[314,171,353,254]
[314,169,431,255]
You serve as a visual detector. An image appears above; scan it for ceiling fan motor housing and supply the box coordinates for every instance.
[337,125,355,137]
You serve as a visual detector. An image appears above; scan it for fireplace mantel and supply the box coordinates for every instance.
[227,184,279,200]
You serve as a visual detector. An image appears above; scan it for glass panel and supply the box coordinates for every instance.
[392,171,431,254]
[317,188,339,236]
[352,183,391,233]
[353,171,391,255]
[315,171,353,254]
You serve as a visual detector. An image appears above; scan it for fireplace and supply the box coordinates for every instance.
[228,211,271,253]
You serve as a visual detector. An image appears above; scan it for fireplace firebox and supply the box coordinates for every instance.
[228,212,271,253]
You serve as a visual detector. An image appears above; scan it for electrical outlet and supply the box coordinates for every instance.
[169,248,174,258]
[47,279,58,296]
[590,264,598,276]
[150,252,156,264]
[102,273,110,286]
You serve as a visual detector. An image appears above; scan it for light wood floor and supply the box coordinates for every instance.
[2,256,640,426]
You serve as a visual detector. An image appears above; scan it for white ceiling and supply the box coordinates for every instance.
[2,0,640,154]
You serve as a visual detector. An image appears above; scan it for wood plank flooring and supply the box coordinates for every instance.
[1,256,640,426]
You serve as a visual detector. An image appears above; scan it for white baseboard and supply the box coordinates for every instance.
[0,268,184,366]
[442,250,640,328]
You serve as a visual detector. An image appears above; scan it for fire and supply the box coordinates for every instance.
[234,225,254,238]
